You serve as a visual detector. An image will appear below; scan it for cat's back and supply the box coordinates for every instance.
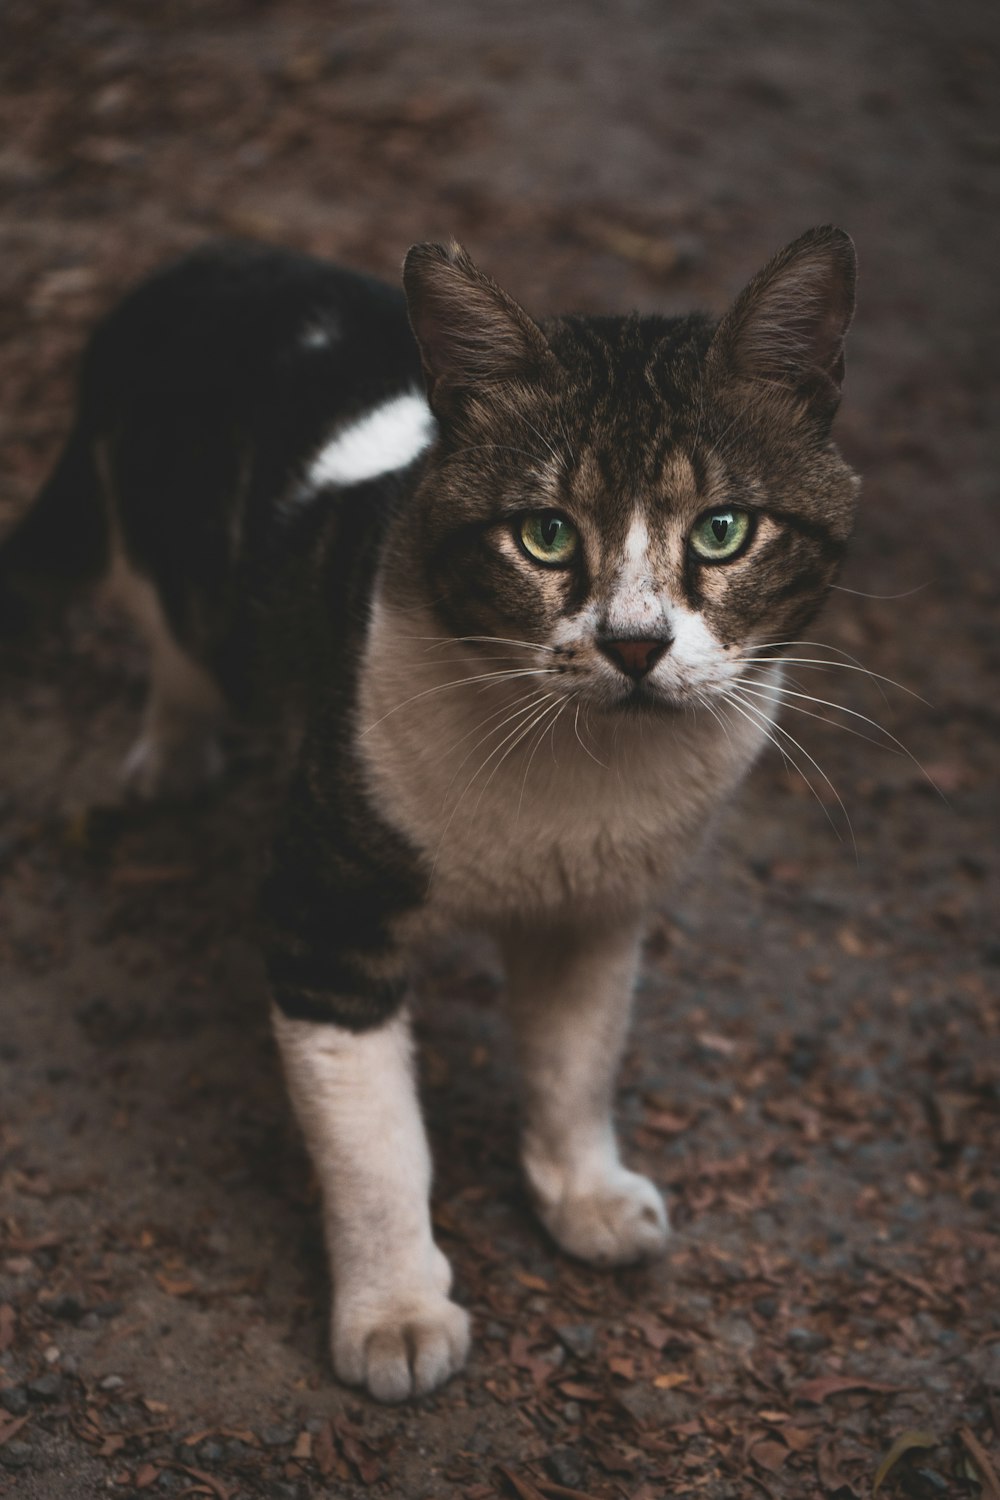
[82,241,421,434]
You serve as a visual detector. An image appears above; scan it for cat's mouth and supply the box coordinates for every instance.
[608,680,681,715]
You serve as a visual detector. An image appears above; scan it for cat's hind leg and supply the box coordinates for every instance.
[107,549,225,800]
[501,920,669,1267]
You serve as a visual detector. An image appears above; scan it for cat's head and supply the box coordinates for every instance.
[399,228,859,713]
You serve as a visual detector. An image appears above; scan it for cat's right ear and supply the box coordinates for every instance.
[403,243,558,415]
[708,225,857,421]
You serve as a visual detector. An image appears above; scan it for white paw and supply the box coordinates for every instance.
[122,729,224,800]
[332,1287,470,1403]
[539,1169,669,1267]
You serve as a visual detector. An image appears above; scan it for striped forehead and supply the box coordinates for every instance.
[593,451,699,570]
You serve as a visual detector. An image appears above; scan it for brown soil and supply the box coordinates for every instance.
[1,3,998,1498]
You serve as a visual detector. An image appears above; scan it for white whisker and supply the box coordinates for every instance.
[473,693,565,815]
[723,687,856,855]
[360,667,557,737]
[831,582,930,600]
[516,695,572,820]
[732,652,928,705]
[573,697,608,768]
[735,678,943,798]
[414,634,557,655]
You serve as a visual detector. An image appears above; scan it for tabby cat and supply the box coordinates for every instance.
[1,227,858,1401]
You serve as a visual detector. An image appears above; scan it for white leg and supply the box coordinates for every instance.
[501,921,668,1267]
[272,1007,470,1402]
[107,552,224,797]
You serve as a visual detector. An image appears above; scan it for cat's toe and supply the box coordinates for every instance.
[542,1170,669,1267]
[333,1293,470,1403]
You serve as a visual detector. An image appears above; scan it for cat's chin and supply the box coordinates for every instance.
[600,684,687,718]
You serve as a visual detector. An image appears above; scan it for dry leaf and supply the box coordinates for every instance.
[795,1374,898,1404]
[959,1427,1000,1500]
[175,1467,232,1500]
[497,1466,547,1500]
[513,1271,550,1292]
[653,1372,689,1389]
[0,1415,29,1448]
[155,1273,195,1297]
[872,1430,936,1494]
[751,1438,788,1473]
[642,1109,692,1135]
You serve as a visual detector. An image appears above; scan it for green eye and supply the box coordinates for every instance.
[518,511,579,567]
[689,508,753,562]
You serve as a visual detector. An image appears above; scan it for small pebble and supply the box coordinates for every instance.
[553,1322,596,1358]
[0,1439,32,1470]
[26,1372,62,1402]
[546,1446,589,1489]
[49,1294,85,1322]
[261,1423,296,1448]
[98,1373,124,1391]
[1,1387,28,1416]
[787,1327,830,1354]
[43,1346,61,1365]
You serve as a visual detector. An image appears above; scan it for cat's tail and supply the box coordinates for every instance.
[0,422,109,634]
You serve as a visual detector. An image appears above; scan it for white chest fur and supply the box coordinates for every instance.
[357,604,774,923]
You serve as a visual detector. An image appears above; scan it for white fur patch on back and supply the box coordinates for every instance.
[301,318,339,349]
[308,390,435,489]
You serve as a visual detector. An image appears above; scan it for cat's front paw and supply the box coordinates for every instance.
[539,1169,669,1267]
[332,1289,470,1403]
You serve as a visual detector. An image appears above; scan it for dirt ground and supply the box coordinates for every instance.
[1,2,998,1497]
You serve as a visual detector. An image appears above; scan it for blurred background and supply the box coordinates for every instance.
[0,3,997,1498]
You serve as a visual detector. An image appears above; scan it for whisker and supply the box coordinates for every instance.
[831,582,931,600]
[415,634,557,655]
[743,636,925,705]
[731,652,928,705]
[471,693,566,815]
[726,687,857,857]
[516,414,564,469]
[573,697,609,768]
[434,442,552,471]
[359,667,557,736]
[721,689,830,824]
[441,688,553,795]
[693,688,734,745]
[517,695,572,820]
[440,685,552,769]
[737,679,909,758]
[427,692,558,881]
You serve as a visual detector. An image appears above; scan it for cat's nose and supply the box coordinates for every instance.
[597,636,671,680]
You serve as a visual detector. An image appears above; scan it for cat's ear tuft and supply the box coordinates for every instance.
[403,242,557,412]
[709,226,856,415]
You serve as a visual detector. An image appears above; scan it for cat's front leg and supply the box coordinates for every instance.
[501,920,668,1267]
[265,779,468,1402]
[272,1007,469,1402]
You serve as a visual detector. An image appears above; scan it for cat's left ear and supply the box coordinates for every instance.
[403,242,559,415]
[708,225,856,419]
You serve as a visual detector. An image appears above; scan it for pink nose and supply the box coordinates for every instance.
[598,637,670,680]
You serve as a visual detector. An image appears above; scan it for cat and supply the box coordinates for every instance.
[0,226,858,1402]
